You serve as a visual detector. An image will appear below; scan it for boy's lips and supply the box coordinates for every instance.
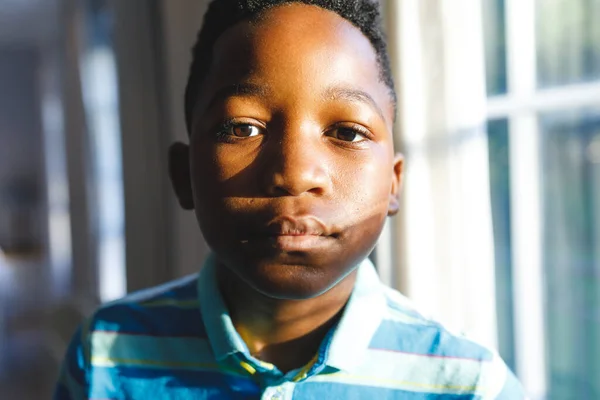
[263,216,332,237]
[242,216,338,251]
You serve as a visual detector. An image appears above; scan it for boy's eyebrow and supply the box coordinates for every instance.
[204,83,386,122]
[206,82,270,111]
[323,86,386,122]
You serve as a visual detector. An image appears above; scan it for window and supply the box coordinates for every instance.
[484,0,600,398]
[80,0,126,302]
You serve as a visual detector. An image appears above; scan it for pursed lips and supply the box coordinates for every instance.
[263,216,330,237]
[242,216,337,251]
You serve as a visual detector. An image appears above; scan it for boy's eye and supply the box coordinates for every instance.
[228,124,262,137]
[326,126,368,143]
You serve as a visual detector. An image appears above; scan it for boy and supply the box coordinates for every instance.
[55,0,527,398]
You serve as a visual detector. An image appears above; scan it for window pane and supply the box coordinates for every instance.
[537,0,600,88]
[483,0,508,96]
[540,107,600,398]
[487,118,516,371]
[81,0,126,302]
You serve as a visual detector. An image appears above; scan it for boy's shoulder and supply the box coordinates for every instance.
[375,285,497,362]
[88,274,205,337]
[354,285,521,397]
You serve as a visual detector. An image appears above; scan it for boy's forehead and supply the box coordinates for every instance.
[197,3,395,126]
[213,4,378,71]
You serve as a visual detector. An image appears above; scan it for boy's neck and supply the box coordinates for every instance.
[217,264,358,373]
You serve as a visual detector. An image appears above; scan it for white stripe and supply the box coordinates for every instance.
[310,348,497,395]
[90,331,217,370]
[382,288,439,326]
[477,351,509,399]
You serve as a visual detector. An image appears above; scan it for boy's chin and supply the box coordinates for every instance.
[211,228,378,300]
[227,256,357,300]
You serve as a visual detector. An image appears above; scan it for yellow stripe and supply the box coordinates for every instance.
[255,359,275,370]
[91,356,245,377]
[239,361,257,375]
[293,352,320,382]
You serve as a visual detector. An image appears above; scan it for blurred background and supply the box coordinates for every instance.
[0,0,598,399]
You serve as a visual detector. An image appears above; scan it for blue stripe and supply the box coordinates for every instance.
[89,367,260,399]
[92,303,207,338]
[112,274,199,303]
[369,320,493,361]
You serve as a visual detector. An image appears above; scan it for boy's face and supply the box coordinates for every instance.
[171,4,403,299]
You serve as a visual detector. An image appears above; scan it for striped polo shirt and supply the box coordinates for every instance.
[54,254,527,399]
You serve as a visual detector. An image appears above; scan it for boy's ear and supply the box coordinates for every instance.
[168,142,195,210]
[388,153,404,217]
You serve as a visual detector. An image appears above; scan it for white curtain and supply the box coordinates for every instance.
[383,0,498,349]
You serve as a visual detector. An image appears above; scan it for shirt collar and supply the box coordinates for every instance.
[197,253,249,361]
[197,254,386,373]
[325,257,386,373]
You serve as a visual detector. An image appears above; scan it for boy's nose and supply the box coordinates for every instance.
[259,130,331,197]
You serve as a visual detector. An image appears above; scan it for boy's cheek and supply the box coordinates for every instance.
[191,148,262,189]
[213,146,258,177]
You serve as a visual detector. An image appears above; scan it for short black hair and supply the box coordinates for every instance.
[184,0,396,133]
